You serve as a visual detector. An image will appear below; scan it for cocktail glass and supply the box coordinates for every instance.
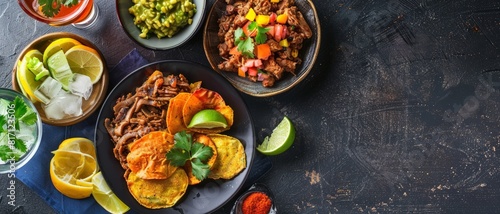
[18,0,100,28]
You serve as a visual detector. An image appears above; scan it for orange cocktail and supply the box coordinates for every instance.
[18,0,99,28]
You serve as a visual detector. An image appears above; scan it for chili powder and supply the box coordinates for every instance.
[241,192,272,214]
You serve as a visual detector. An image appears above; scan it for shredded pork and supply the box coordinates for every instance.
[104,72,191,172]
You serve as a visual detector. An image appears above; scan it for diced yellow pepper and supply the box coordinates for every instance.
[279,39,289,47]
[276,14,288,24]
[291,49,299,58]
[256,15,270,26]
[245,8,256,21]
[271,0,280,3]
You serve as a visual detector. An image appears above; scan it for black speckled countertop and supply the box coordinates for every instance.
[1,0,500,213]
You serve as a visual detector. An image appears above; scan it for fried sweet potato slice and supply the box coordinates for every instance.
[166,92,191,135]
[126,131,177,180]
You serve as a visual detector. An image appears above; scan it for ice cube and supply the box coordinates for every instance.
[34,76,63,104]
[43,91,83,120]
[69,74,93,100]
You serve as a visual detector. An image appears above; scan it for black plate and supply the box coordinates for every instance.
[94,60,255,213]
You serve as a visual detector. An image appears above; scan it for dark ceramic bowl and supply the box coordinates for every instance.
[11,32,108,126]
[203,0,321,97]
[231,183,277,214]
[116,0,207,50]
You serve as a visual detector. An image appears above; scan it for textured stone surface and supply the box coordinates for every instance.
[1,0,500,213]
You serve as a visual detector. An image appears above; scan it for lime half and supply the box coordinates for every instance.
[187,109,228,129]
[257,116,295,155]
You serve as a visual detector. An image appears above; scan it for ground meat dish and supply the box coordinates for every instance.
[217,0,312,87]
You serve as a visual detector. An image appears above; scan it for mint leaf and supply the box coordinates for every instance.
[191,158,211,181]
[191,142,213,163]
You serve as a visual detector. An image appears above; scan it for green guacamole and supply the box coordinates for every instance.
[129,0,197,39]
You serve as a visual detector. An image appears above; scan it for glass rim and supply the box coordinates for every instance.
[0,88,43,174]
[17,0,92,26]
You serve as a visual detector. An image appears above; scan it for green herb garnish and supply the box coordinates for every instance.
[234,28,255,58]
[247,22,269,44]
[234,21,270,58]
[0,96,38,162]
[38,0,79,18]
[166,131,213,181]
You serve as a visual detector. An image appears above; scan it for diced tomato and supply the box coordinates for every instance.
[243,21,257,37]
[274,24,287,41]
[269,13,277,24]
[248,67,258,76]
[274,24,283,41]
[254,59,263,67]
[244,60,255,67]
[266,25,275,37]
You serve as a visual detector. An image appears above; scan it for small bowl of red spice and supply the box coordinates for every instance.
[231,183,276,214]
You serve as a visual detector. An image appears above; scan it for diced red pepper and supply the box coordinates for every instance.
[248,67,258,76]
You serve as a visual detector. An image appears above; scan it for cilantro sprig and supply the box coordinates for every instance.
[38,0,79,18]
[234,21,269,58]
[0,96,37,162]
[166,131,214,181]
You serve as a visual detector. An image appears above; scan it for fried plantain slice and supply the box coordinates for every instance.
[207,134,246,180]
[127,168,188,209]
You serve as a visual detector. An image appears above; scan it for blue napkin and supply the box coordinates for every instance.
[15,49,272,213]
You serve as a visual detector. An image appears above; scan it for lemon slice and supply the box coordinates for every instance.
[257,116,296,155]
[188,109,228,129]
[92,172,130,214]
[65,45,104,84]
[43,37,82,65]
[16,49,44,103]
[50,150,97,199]
[57,137,97,161]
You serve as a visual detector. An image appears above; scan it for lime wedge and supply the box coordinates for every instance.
[27,57,50,81]
[47,50,74,90]
[257,116,295,155]
[187,109,228,129]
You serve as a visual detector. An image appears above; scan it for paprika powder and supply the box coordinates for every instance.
[241,191,272,214]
